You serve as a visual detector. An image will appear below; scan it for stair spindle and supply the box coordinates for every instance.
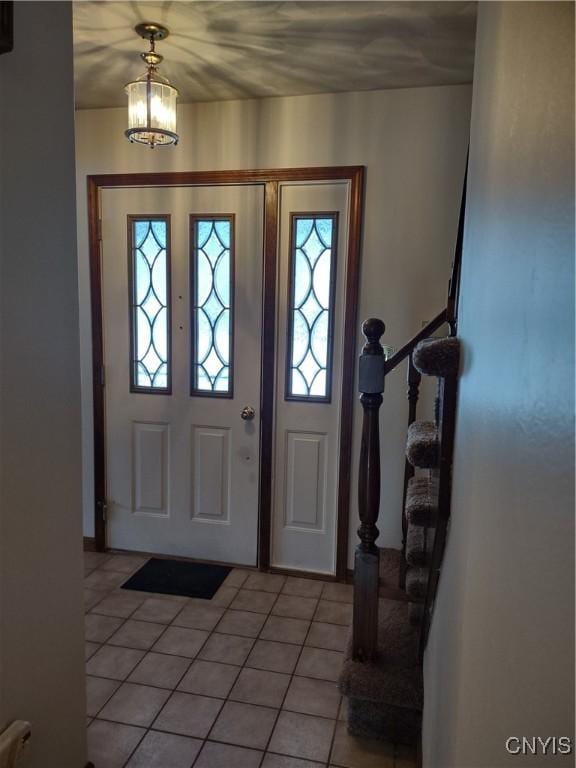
[399,357,422,588]
[353,318,385,662]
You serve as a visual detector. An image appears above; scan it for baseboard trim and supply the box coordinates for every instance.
[83,537,96,552]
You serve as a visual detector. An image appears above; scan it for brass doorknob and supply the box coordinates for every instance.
[241,406,256,421]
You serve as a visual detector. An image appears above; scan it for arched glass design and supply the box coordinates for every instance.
[190,216,234,396]
[129,216,171,392]
[286,213,338,401]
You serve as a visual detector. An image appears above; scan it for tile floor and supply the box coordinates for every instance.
[84,551,418,768]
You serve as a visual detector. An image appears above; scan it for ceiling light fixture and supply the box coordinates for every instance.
[125,23,179,148]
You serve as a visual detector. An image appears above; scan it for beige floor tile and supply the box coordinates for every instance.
[152,626,208,658]
[87,646,146,680]
[86,676,120,717]
[131,596,185,623]
[87,719,145,768]
[178,659,240,698]
[85,641,101,661]
[101,554,148,574]
[305,622,349,652]
[172,601,225,631]
[243,572,286,593]
[262,752,324,768]
[321,583,353,604]
[283,677,341,719]
[230,667,291,708]
[85,588,108,612]
[216,609,267,638]
[231,589,278,614]
[128,651,191,689]
[91,591,146,619]
[85,564,96,576]
[246,640,301,674]
[314,601,353,626]
[85,613,124,643]
[338,698,348,722]
[223,569,250,588]
[211,586,239,607]
[84,552,112,570]
[99,682,170,727]
[269,711,335,763]
[85,569,128,591]
[295,648,344,682]
[153,691,223,738]
[262,755,324,768]
[281,577,325,599]
[199,633,255,665]
[330,722,395,767]
[272,595,318,620]
[125,730,202,768]
[209,700,278,750]
[261,615,310,645]
[195,741,263,768]
[108,619,166,650]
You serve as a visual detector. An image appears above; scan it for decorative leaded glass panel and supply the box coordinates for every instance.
[191,217,234,395]
[129,217,171,392]
[287,214,338,400]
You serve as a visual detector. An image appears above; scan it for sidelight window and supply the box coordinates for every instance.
[128,216,171,393]
[286,213,338,401]
[190,216,234,396]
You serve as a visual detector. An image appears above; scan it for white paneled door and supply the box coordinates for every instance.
[101,185,263,565]
[99,179,352,573]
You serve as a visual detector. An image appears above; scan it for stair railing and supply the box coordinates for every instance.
[353,313,448,661]
[352,155,467,663]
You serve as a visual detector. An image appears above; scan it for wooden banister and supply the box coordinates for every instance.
[353,318,386,662]
[383,309,448,376]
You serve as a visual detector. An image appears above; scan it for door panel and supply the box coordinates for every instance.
[101,185,263,565]
[272,182,350,574]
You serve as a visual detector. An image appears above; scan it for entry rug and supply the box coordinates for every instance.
[121,558,231,599]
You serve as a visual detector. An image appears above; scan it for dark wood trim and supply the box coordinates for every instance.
[336,166,365,579]
[83,537,96,552]
[0,2,13,56]
[269,566,337,582]
[284,212,339,404]
[258,181,279,570]
[189,214,235,399]
[127,214,173,395]
[88,167,365,574]
[88,177,107,552]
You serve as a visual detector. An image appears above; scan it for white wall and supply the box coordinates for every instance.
[423,3,574,766]
[75,84,471,564]
[0,3,86,767]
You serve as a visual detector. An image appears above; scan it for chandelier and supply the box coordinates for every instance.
[125,23,179,148]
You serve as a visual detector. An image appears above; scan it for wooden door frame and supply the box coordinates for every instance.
[88,166,365,580]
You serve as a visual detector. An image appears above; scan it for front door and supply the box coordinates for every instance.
[100,184,263,565]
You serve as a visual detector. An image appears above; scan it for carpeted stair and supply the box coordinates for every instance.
[405,475,438,527]
[406,420,439,468]
[406,522,434,567]
[405,566,429,601]
[339,599,423,745]
[412,336,460,377]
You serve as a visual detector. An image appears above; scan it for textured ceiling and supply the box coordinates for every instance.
[73,1,476,109]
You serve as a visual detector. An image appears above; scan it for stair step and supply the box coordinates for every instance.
[405,475,438,526]
[339,599,423,745]
[409,601,424,627]
[405,567,429,600]
[406,420,439,468]
[413,336,461,377]
[406,523,434,567]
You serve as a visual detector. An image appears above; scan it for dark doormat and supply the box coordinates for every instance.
[121,558,231,599]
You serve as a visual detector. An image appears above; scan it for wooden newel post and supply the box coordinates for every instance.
[353,318,385,662]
